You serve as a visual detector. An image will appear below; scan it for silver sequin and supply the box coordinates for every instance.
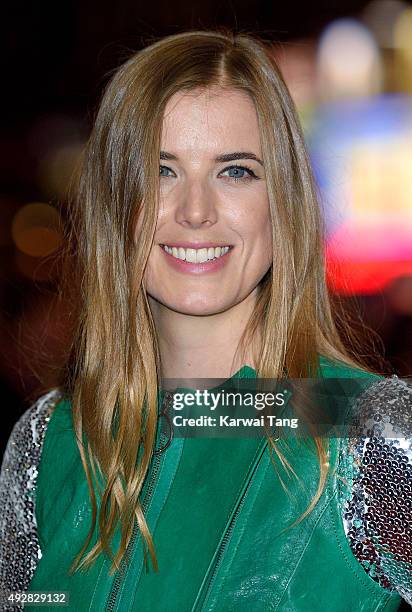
[0,378,411,609]
[337,375,412,606]
[0,389,63,611]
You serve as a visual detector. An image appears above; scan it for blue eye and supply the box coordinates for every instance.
[220,165,258,183]
[160,165,174,177]
[159,164,259,182]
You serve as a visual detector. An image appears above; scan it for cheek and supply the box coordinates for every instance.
[142,247,159,284]
[251,203,273,269]
[258,227,273,270]
[263,218,273,255]
[242,196,272,247]
[142,262,158,299]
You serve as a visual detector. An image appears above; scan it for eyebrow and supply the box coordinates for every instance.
[160,150,264,167]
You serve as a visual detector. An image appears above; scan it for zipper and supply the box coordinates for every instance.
[105,391,174,612]
[191,437,268,612]
[191,399,291,612]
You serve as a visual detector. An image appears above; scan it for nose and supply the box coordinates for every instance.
[174,179,218,229]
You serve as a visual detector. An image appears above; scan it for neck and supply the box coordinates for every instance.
[148,292,259,381]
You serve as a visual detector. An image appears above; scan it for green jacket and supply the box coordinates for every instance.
[27,356,402,611]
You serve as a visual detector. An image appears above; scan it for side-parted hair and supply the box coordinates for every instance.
[58,27,380,575]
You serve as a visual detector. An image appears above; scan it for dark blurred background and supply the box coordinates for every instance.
[1,7,412,602]
[2,0,412,427]
[2,2,412,418]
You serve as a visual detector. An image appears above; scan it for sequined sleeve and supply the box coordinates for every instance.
[0,389,63,611]
[337,375,412,606]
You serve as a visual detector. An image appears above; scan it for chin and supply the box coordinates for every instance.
[172,302,230,316]
[155,294,232,316]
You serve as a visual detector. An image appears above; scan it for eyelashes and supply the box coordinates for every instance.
[159,164,260,183]
[220,164,259,182]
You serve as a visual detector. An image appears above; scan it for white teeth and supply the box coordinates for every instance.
[186,248,196,263]
[162,245,230,262]
[196,249,208,263]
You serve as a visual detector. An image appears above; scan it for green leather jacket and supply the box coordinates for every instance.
[26,356,402,611]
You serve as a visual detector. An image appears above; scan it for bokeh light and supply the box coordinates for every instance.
[317,18,383,100]
[363,0,408,48]
[11,202,62,258]
[393,6,412,91]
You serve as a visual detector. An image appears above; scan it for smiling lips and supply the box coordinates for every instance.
[160,244,231,263]
[159,244,233,273]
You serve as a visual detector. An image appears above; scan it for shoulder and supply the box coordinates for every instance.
[1,388,65,473]
[337,375,412,604]
[319,356,411,433]
[0,388,64,603]
[0,388,65,505]
[318,355,383,382]
[350,374,412,438]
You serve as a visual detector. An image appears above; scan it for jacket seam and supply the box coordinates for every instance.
[209,454,272,608]
[126,438,185,612]
[274,488,333,610]
[193,438,268,610]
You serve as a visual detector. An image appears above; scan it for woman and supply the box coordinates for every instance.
[0,29,411,611]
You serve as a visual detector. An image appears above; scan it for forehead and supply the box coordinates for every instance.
[161,87,262,155]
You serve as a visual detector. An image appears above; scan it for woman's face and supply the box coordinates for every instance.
[141,87,272,316]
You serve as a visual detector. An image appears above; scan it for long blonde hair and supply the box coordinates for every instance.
[56,27,382,576]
